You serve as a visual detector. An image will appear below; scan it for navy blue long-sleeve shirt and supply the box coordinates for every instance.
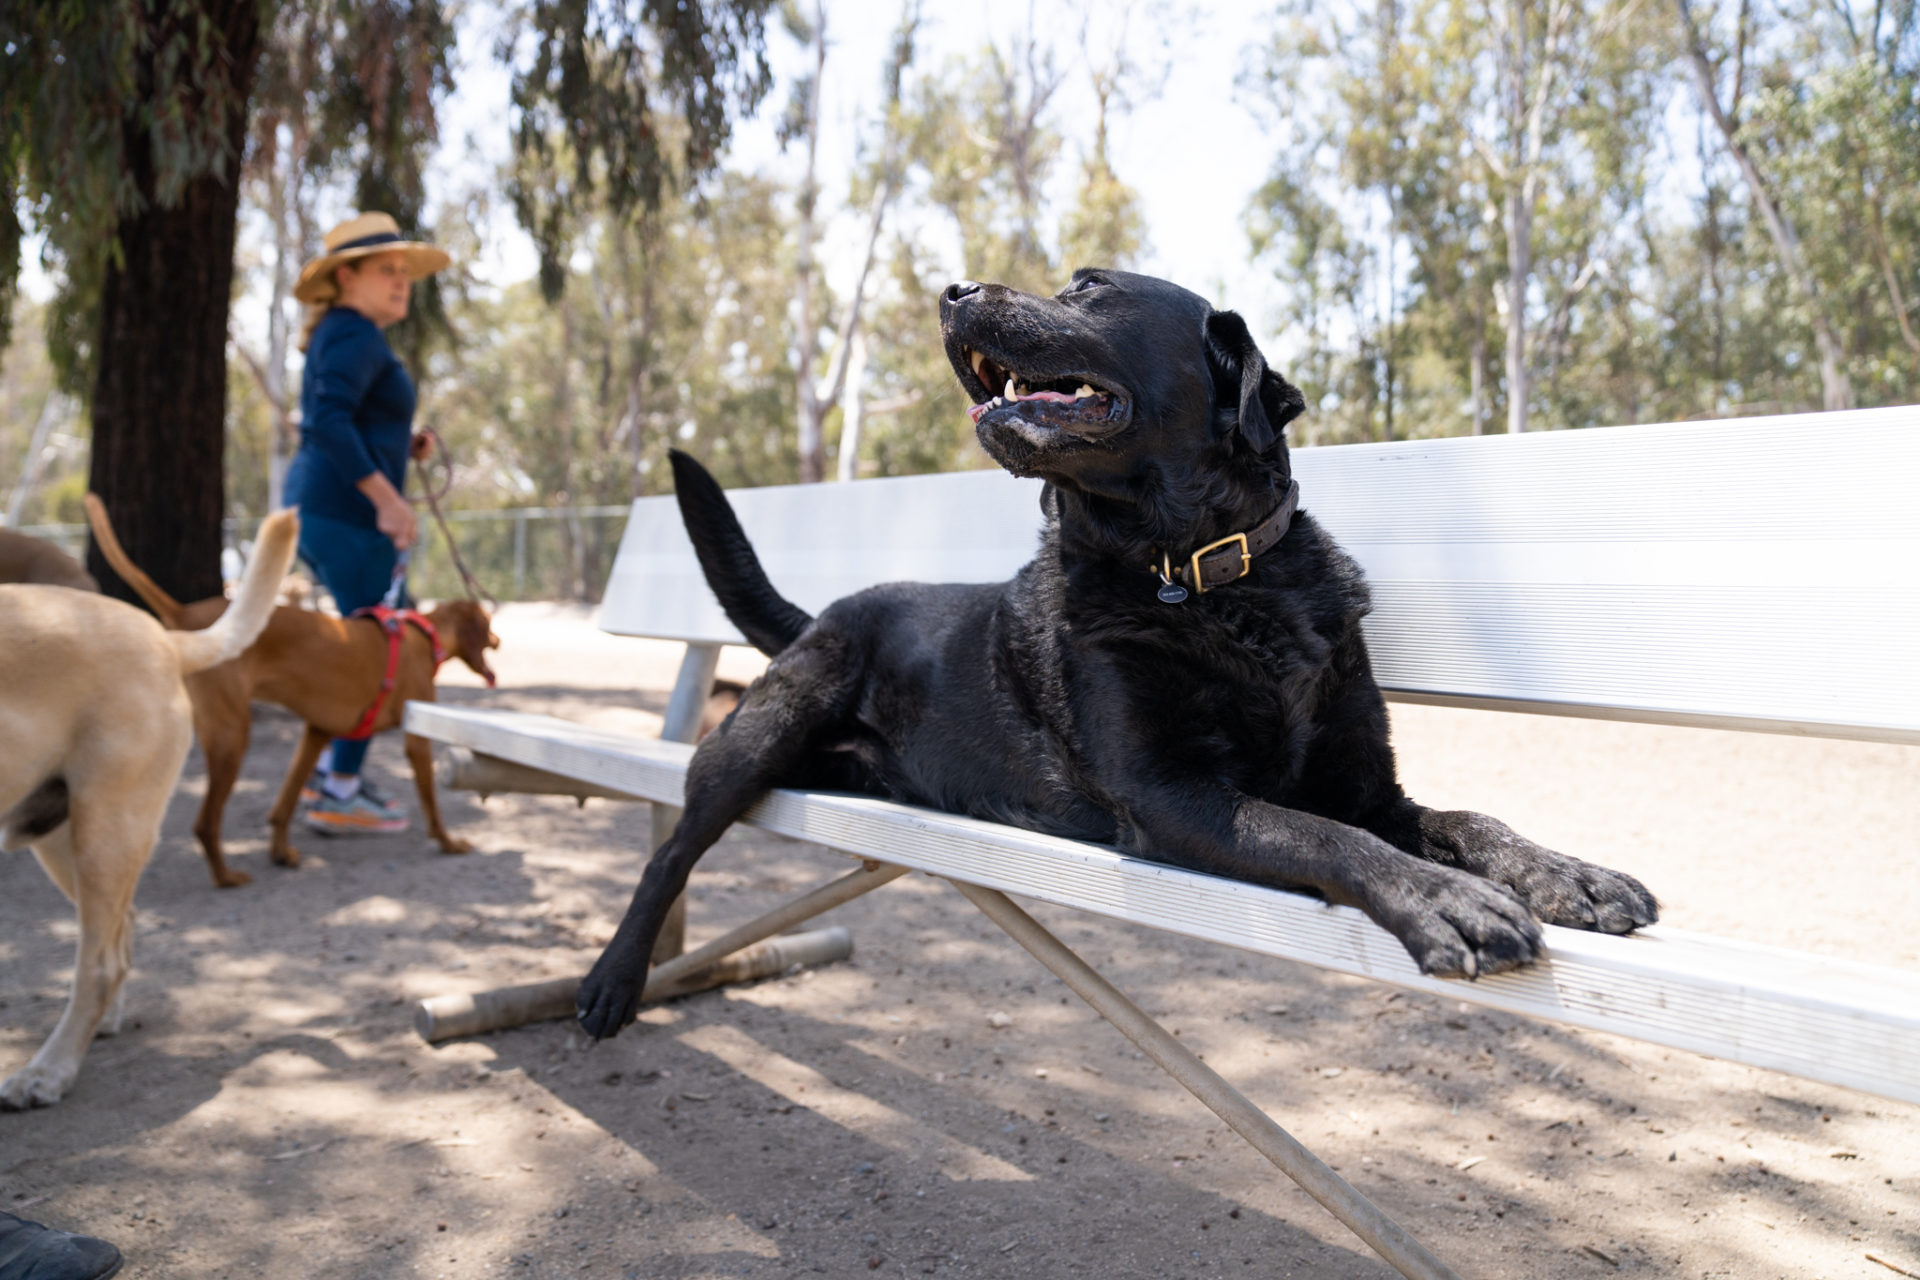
[285,307,414,524]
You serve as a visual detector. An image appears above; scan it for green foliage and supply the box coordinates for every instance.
[424,169,798,503]
[1249,0,1920,440]
[901,38,1066,291]
[405,169,797,596]
[1247,0,1667,441]
[1,0,246,387]
[854,240,979,477]
[506,0,778,300]
[0,294,88,526]
[1057,127,1147,271]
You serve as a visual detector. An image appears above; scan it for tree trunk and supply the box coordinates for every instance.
[261,126,306,513]
[793,6,828,484]
[1504,0,1532,434]
[86,0,260,607]
[6,390,71,526]
[836,328,868,483]
[1470,297,1488,436]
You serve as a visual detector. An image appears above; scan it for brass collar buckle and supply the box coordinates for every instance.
[1189,531,1251,593]
[1147,480,1300,605]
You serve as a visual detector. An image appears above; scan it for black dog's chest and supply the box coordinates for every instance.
[1105,612,1332,797]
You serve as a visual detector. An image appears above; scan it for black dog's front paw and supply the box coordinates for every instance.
[576,950,647,1041]
[1507,856,1658,935]
[1374,865,1544,979]
[1421,809,1657,935]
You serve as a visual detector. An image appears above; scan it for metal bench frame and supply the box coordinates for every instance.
[410,407,1920,1280]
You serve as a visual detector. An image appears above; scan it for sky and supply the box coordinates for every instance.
[11,3,1290,355]
[432,0,1293,348]
[12,1,1296,382]
[13,0,1717,383]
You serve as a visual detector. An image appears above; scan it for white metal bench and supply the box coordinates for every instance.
[407,406,1920,1280]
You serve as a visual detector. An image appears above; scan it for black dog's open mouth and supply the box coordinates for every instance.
[960,346,1130,434]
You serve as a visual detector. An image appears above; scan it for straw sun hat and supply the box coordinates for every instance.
[293,212,450,304]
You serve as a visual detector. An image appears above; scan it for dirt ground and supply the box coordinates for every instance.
[3,601,1916,1280]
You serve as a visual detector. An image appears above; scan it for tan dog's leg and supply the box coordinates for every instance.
[27,834,134,1038]
[405,731,472,854]
[2,811,145,1110]
[191,672,255,887]
[269,725,331,868]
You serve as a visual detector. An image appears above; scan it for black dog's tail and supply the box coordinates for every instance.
[669,450,813,657]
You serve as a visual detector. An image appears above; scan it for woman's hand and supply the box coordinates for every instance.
[375,495,418,550]
[410,431,436,463]
[356,470,418,550]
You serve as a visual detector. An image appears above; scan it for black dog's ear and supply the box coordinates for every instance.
[1205,310,1304,452]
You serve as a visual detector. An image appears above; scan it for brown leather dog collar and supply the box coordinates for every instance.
[1151,479,1300,601]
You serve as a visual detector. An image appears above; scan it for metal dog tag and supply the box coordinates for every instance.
[1156,581,1189,605]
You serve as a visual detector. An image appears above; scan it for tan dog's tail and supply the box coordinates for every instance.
[169,510,300,675]
[82,493,188,626]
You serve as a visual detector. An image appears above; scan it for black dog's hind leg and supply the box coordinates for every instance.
[576,634,864,1039]
[1373,804,1658,935]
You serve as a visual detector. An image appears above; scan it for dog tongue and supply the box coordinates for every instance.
[969,389,1085,425]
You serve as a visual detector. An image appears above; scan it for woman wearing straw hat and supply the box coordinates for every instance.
[285,212,450,836]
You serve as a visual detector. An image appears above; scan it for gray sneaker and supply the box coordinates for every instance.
[304,778,409,836]
[0,1210,123,1279]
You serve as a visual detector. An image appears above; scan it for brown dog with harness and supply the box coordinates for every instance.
[84,495,499,887]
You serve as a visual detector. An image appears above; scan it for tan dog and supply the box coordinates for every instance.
[1,510,297,1109]
[0,527,98,592]
[85,496,498,887]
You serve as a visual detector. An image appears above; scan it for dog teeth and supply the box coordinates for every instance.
[1004,377,1017,400]
[970,349,987,381]
[1075,384,1095,399]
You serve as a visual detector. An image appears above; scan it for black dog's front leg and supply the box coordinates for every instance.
[1289,640,1656,938]
[1383,805,1658,935]
[576,635,862,1039]
[1131,780,1545,979]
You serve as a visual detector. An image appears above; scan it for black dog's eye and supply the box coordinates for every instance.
[1070,275,1106,293]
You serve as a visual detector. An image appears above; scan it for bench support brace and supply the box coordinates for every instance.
[414,860,906,1041]
[947,878,1463,1280]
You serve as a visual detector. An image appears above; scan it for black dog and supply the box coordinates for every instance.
[575,270,1656,1038]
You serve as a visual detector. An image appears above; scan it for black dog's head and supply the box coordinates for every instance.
[939,270,1305,518]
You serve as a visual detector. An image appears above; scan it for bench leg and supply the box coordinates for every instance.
[946,879,1463,1280]
[414,859,908,1041]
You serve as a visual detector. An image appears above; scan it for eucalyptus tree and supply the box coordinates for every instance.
[1675,0,1853,409]
[2,0,775,606]
[783,0,920,483]
[1247,0,1665,439]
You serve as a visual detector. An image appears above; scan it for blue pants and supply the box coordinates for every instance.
[298,512,405,776]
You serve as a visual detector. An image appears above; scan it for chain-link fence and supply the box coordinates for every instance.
[16,505,635,604]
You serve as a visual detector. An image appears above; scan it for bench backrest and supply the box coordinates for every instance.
[601,407,1920,744]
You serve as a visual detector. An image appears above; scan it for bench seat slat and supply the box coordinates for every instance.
[407,701,1920,1104]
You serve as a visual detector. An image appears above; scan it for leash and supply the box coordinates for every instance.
[412,426,497,610]
[380,550,409,610]
[336,428,495,740]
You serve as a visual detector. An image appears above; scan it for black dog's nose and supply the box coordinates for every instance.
[945,280,981,304]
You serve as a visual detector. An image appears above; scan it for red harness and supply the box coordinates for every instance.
[342,606,445,741]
